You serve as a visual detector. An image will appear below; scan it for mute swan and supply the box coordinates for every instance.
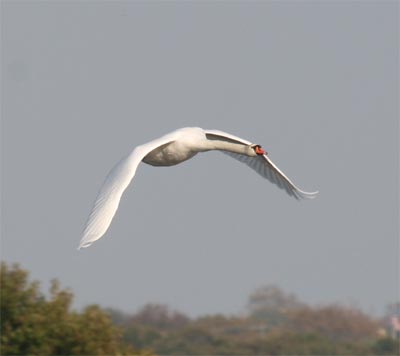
[79,127,317,249]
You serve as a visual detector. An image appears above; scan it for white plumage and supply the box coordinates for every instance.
[79,127,318,249]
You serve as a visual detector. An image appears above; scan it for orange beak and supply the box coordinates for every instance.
[255,146,266,155]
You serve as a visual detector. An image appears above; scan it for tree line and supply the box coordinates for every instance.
[1,262,398,355]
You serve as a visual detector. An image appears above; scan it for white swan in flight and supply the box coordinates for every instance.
[79,127,318,249]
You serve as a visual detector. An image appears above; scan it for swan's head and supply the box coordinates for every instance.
[251,144,266,156]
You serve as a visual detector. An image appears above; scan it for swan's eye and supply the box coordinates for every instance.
[253,145,266,155]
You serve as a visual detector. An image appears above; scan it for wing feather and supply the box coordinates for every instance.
[78,132,179,249]
[205,129,318,200]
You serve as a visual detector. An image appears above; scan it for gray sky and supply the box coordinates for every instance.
[1,1,398,317]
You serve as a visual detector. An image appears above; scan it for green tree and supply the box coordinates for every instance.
[247,285,304,327]
[372,337,400,355]
[131,303,190,330]
[0,262,143,355]
[286,304,380,343]
[118,286,387,355]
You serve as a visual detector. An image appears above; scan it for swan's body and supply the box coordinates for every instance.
[79,127,317,249]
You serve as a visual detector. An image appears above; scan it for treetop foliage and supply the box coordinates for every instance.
[1,262,398,355]
[0,262,148,355]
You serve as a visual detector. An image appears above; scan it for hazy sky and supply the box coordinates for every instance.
[2,1,398,317]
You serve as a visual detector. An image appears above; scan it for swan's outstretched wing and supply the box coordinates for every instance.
[205,129,318,200]
[78,133,178,249]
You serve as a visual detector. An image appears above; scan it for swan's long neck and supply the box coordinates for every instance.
[201,139,256,156]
